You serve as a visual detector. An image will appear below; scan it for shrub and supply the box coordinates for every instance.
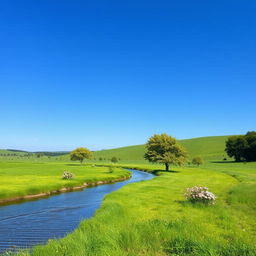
[185,186,216,204]
[108,166,114,173]
[192,157,203,166]
[62,171,75,180]
[111,156,118,163]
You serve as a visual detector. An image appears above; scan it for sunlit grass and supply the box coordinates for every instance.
[12,161,256,256]
[0,161,130,200]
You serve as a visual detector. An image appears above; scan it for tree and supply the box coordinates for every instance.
[192,157,203,166]
[144,133,187,171]
[70,147,92,164]
[111,156,118,163]
[225,136,248,162]
[244,131,256,161]
[36,153,44,158]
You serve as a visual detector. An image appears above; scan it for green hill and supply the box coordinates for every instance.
[0,149,30,156]
[93,135,232,163]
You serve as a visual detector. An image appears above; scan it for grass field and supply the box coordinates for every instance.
[12,161,256,256]
[0,162,130,201]
[92,135,232,163]
[1,135,255,255]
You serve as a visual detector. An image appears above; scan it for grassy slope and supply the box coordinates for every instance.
[0,149,30,155]
[16,162,256,256]
[0,162,130,201]
[93,135,232,163]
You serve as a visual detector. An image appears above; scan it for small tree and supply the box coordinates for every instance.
[70,147,92,165]
[192,157,203,166]
[111,156,118,163]
[108,166,114,173]
[144,133,187,171]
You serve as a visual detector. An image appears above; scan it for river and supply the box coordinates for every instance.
[0,169,154,253]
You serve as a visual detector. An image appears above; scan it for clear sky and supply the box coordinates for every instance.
[0,1,255,151]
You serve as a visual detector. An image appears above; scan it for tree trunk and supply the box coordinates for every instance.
[235,155,241,162]
[165,162,169,171]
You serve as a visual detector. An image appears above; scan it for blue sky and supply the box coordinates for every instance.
[0,1,255,151]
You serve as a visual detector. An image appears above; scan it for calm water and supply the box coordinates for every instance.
[0,169,154,253]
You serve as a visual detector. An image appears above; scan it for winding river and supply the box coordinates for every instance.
[0,169,154,253]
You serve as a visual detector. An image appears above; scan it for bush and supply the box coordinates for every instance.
[192,157,203,166]
[108,166,114,173]
[62,171,75,180]
[185,186,216,204]
[111,156,118,163]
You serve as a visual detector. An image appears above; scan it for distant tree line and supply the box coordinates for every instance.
[34,151,69,157]
[7,149,29,153]
[98,156,120,162]
[0,153,33,157]
[225,131,256,162]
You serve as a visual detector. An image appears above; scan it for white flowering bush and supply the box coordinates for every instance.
[62,171,75,180]
[185,186,216,204]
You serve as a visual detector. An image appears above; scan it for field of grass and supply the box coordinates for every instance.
[11,160,256,256]
[93,135,232,163]
[1,135,255,255]
[0,161,130,201]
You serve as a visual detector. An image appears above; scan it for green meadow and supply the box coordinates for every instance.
[12,161,256,256]
[0,162,130,201]
[0,135,255,255]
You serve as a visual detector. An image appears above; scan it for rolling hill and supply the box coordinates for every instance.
[93,135,232,163]
[0,135,233,163]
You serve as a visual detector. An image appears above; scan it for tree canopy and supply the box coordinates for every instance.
[144,133,187,171]
[111,156,118,163]
[225,131,256,162]
[70,147,92,164]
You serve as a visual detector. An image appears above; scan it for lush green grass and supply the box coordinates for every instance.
[13,161,256,256]
[1,135,255,255]
[0,161,130,201]
[92,135,233,163]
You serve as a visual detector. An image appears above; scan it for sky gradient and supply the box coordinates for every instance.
[0,1,255,151]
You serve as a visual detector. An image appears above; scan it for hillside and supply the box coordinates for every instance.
[0,149,31,156]
[93,135,232,163]
[0,135,233,163]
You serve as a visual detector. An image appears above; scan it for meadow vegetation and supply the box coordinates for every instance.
[0,162,130,201]
[12,161,256,256]
[1,135,255,255]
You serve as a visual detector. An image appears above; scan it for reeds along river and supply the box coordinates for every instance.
[0,170,154,253]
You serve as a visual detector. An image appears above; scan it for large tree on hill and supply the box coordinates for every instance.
[144,133,187,171]
[244,131,256,161]
[70,147,92,164]
[226,132,256,162]
[225,136,248,162]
